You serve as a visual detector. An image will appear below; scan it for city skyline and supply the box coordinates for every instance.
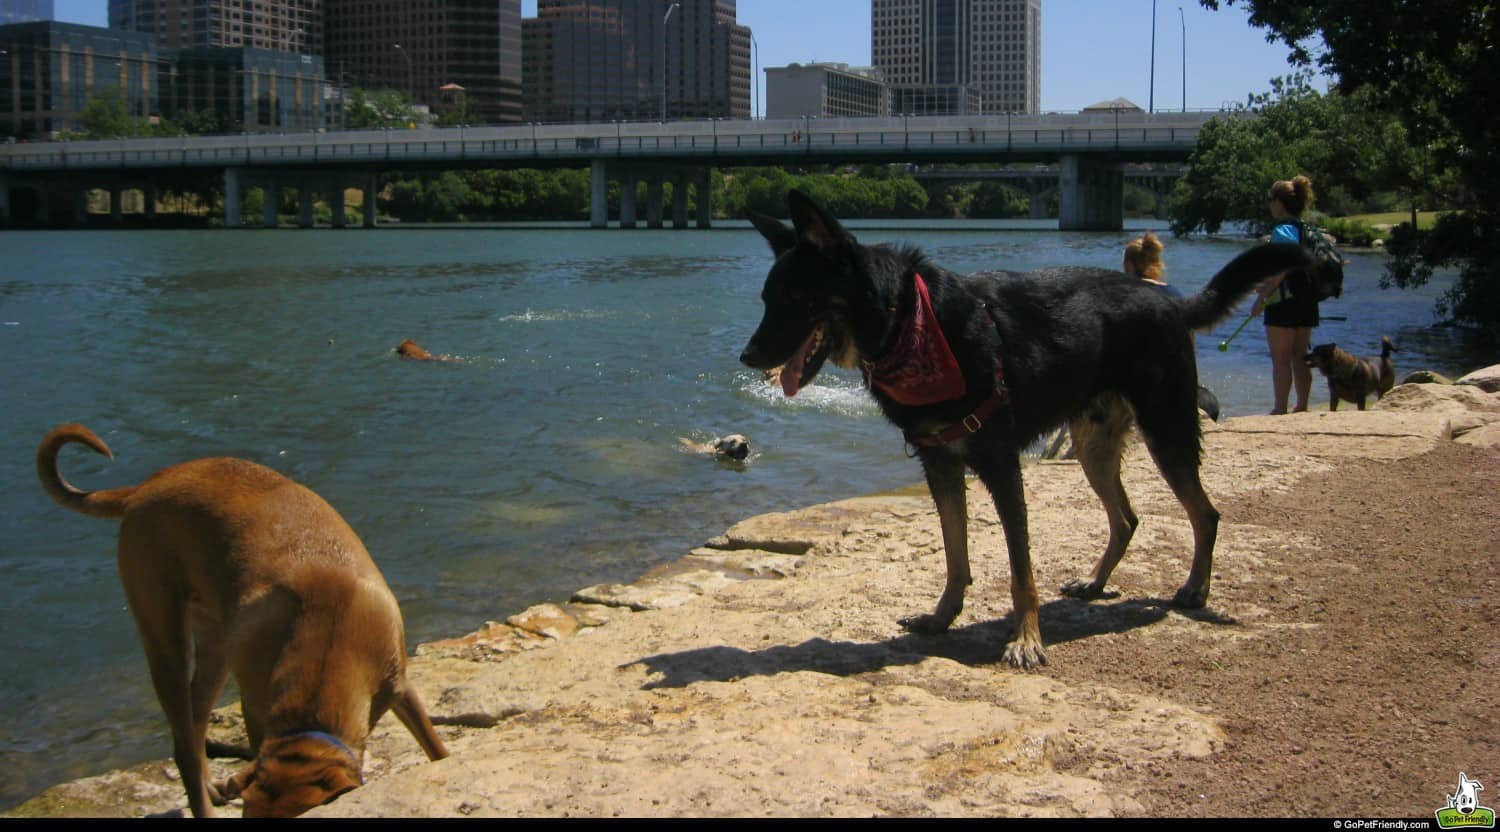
[51,0,1323,115]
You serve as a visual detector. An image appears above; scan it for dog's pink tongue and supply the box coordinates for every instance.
[780,356,803,397]
[781,331,816,398]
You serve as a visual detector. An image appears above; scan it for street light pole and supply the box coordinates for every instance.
[1148,0,1157,114]
[750,32,758,119]
[393,43,413,107]
[661,2,679,122]
[1178,6,1186,111]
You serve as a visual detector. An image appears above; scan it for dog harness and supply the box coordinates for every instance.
[861,272,1011,450]
[903,361,1011,449]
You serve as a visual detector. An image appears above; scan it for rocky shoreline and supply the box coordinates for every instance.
[8,367,1499,819]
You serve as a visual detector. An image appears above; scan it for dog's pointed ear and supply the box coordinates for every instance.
[787,189,855,254]
[747,210,797,257]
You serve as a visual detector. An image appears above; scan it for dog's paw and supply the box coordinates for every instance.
[1059,577,1117,601]
[898,613,954,636]
[1170,583,1210,609]
[1001,638,1048,670]
[208,780,232,806]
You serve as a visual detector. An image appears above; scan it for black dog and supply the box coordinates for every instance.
[740,190,1312,668]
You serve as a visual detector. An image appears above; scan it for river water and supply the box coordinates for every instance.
[0,221,1482,807]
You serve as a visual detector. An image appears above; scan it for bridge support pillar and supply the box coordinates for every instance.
[110,186,123,224]
[646,176,663,229]
[696,167,712,229]
[363,175,378,228]
[298,187,314,228]
[330,185,346,228]
[1058,154,1123,231]
[144,185,157,222]
[224,168,242,228]
[262,180,280,228]
[619,170,638,228]
[1029,192,1049,219]
[0,171,12,228]
[73,189,89,227]
[590,159,608,229]
[671,172,689,229]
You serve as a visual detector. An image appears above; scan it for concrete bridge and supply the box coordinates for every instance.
[911,164,1187,219]
[0,110,1232,231]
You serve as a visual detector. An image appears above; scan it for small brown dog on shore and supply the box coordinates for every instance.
[396,339,458,362]
[37,424,449,818]
[1303,336,1399,411]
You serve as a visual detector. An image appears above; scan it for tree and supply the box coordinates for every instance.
[79,96,139,138]
[343,87,418,130]
[435,99,472,127]
[166,109,225,136]
[1171,72,1448,233]
[1170,73,1340,235]
[69,95,193,140]
[1202,0,1499,334]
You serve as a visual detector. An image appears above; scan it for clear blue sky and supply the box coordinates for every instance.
[53,0,1321,114]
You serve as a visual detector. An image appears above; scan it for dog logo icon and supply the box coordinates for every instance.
[1437,773,1496,829]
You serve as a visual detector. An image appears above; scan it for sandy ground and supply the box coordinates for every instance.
[9,378,1499,819]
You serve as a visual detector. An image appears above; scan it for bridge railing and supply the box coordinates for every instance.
[0,112,1242,171]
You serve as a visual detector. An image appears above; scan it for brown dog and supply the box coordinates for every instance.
[395,339,458,362]
[1303,335,1398,411]
[37,424,449,817]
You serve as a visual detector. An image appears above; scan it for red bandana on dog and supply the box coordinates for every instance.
[862,272,966,405]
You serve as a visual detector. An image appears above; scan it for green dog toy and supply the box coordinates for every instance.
[1218,309,1259,352]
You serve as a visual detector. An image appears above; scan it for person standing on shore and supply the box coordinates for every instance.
[1252,175,1320,415]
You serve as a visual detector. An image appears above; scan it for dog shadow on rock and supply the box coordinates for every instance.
[627,596,1234,690]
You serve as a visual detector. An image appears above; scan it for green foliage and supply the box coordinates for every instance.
[717,167,928,219]
[380,166,935,224]
[344,87,419,130]
[1201,0,1499,334]
[1169,72,1372,236]
[65,95,186,140]
[1318,216,1379,247]
[1383,212,1500,330]
[1170,72,1450,233]
[435,100,472,127]
[380,168,595,222]
[968,182,1031,218]
[165,109,225,136]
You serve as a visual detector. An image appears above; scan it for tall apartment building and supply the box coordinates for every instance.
[324,0,521,123]
[109,0,322,54]
[524,0,750,124]
[872,0,1039,115]
[1,0,53,24]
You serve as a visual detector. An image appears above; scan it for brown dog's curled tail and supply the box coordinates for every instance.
[37,424,134,518]
[1381,335,1398,358]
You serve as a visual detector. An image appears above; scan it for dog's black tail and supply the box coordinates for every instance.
[1178,242,1313,332]
[1380,335,1398,357]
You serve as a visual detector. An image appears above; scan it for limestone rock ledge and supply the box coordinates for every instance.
[7,373,1498,819]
